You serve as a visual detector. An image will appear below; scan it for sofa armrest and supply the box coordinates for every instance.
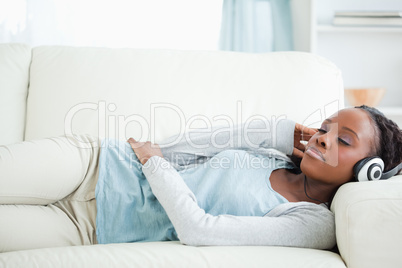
[331,175,402,268]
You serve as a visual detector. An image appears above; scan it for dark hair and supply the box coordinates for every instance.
[356,105,402,173]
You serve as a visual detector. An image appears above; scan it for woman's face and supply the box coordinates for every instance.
[300,108,377,186]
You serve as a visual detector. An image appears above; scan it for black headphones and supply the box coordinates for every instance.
[353,156,402,182]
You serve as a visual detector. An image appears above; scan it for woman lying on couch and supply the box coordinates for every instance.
[1,105,401,252]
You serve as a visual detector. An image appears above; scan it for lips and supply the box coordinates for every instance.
[305,146,325,162]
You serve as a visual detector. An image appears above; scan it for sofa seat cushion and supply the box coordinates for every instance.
[0,241,346,268]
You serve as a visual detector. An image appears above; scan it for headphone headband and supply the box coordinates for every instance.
[381,162,402,180]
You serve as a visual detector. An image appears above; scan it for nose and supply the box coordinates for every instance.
[316,133,330,149]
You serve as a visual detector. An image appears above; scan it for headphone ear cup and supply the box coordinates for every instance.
[353,158,371,181]
[353,157,385,182]
[368,162,383,180]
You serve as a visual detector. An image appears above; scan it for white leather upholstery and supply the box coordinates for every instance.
[0,43,31,145]
[25,47,344,143]
[331,176,402,268]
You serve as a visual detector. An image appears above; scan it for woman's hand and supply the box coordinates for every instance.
[127,138,164,165]
[293,123,317,158]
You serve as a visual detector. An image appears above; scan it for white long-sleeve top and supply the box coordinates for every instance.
[142,155,336,249]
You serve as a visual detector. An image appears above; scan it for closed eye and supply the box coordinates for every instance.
[319,127,350,146]
[338,138,350,146]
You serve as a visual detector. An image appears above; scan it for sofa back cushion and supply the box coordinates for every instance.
[0,44,31,145]
[25,47,344,143]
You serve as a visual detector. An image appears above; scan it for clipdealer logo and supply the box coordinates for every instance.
[63,100,286,149]
[63,99,341,167]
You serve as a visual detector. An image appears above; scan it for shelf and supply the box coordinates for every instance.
[311,1,402,116]
[317,24,402,33]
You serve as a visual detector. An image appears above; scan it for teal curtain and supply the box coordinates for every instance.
[219,0,293,52]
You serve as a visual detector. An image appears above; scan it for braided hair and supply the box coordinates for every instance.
[356,105,402,173]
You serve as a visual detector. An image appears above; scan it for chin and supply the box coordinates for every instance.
[301,156,354,185]
[300,155,328,180]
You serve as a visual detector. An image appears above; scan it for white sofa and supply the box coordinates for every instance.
[0,43,401,268]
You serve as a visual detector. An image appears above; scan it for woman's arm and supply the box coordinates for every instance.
[159,119,315,160]
[141,155,335,249]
